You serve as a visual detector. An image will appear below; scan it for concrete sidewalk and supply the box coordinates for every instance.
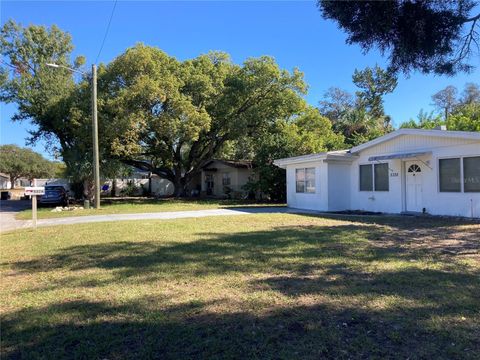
[1,206,296,233]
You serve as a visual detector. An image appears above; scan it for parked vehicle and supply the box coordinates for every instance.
[39,185,69,207]
[1,191,11,200]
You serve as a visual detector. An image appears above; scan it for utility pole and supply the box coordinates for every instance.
[92,64,101,209]
[46,62,101,209]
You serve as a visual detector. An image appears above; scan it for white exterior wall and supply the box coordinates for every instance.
[150,177,174,196]
[0,177,11,189]
[282,132,480,218]
[286,160,328,211]
[350,134,480,217]
[327,162,351,211]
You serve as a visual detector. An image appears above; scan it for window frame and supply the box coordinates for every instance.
[359,162,389,192]
[438,155,480,193]
[222,172,231,186]
[374,163,389,191]
[463,156,480,193]
[295,167,316,194]
[438,157,462,193]
[359,164,373,192]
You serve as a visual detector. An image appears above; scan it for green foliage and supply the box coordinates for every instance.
[399,110,445,130]
[352,65,397,120]
[319,66,396,146]
[246,107,344,201]
[317,1,479,75]
[0,145,54,188]
[51,162,67,178]
[1,20,89,183]
[447,103,480,131]
[102,44,307,195]
[120,180,141,197]
[0,20,79,140]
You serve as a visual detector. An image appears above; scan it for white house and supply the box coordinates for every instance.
[274,128,480,218]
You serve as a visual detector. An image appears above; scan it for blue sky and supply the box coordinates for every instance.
[1,1,478,158]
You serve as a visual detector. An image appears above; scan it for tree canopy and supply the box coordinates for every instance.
[2,19,478,201]
[319,66,396,146]
[0,144,55,188]
[400,83,480,131]
[245,107,344,201]
[101,44,307,195]
[317,0,480,75]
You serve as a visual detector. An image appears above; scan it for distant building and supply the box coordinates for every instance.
[190,159,255,199]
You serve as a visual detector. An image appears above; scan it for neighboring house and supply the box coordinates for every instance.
[102,171,174,197]
[191,159,255,198]
[35,173,174,198]
[274,128,480,218]
[0,173,30,189]
[0,173,10,190]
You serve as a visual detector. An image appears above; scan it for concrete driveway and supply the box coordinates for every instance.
[0,200,32,233]
[0,205,300,233]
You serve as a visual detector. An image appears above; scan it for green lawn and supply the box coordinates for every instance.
[16,198,282,220]
[1,214,479,359]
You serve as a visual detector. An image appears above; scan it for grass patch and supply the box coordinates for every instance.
[1,214,479,359]
[16,198,282,220]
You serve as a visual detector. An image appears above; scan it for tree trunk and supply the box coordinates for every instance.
[83,179,94,201]
[10,175,15,189]
[173,176,187,197]
[111,179,117,197]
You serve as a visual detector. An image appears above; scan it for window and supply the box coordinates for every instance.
[463,156,480,192]
[408,164,421,173]
[296,168,315,193]
[374,163,389,191]
[360,163,389,191]
[439,158,461,192]
[359,164,373,191]
[222,173,231,186]
[305,168,316,193]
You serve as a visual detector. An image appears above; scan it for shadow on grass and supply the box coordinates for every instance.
[3,295,478,359]
[3,221,479,359]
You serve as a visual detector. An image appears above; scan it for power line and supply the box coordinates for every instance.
[95,0,118,64]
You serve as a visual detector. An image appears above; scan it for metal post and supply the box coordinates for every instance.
[92,64,101,209]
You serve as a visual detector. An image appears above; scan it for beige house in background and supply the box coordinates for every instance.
[192,160,255,198]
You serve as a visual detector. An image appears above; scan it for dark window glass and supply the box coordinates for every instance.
[360,164,373,191]
[374,163,389,191]
[439,158,461,192]
[408,164,421,173]
[222,173,231,186]
[464,156,480,192]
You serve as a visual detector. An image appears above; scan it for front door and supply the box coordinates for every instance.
[405,161,423,212]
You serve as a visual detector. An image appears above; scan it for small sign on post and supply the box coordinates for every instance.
[25,187,45,228]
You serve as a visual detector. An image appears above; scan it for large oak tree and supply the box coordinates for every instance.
[1,21,309,196]
[101,44,307,195]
